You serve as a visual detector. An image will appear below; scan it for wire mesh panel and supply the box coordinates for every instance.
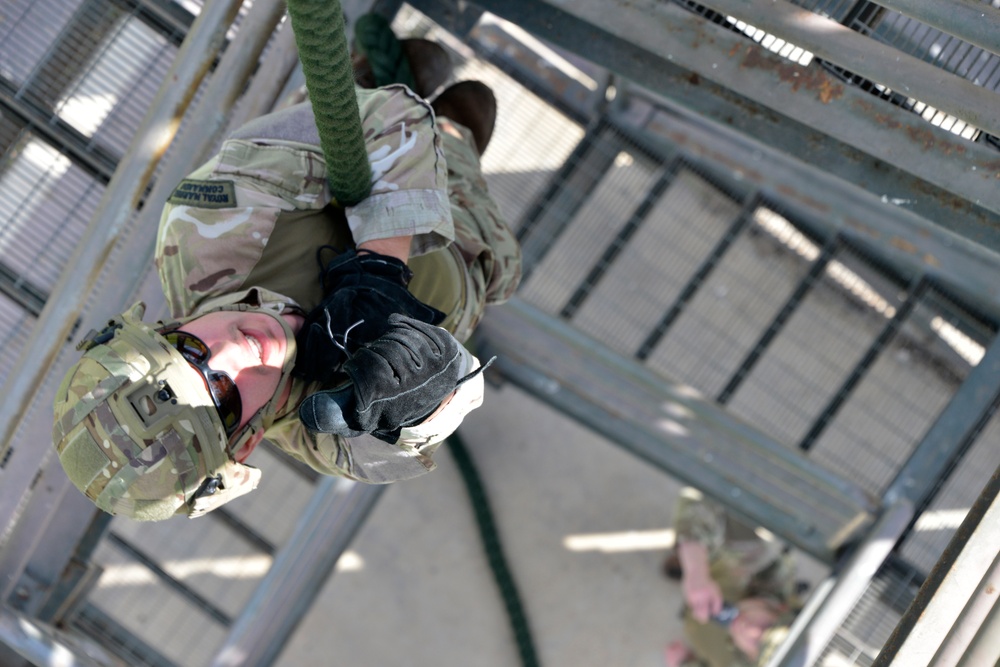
[817,556,924,667]
[3,1,1000,665]
[74,444,320,667]
[899,390,1000,574]
[0,0,191,385]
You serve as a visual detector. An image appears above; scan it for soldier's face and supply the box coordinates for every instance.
[179,310,302,426]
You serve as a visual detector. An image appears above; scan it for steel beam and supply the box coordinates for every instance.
[476,298,877,562]
[0,604,126,667]
[697,0,1000,138]
[766,499,916,667]
[210,479,385,667]
[871,0,1000,56]
[885,328,1000,509]
[433,0,1000,220]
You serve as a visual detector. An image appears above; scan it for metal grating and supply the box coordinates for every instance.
[71,445,320,666]
[817,556,924,666]
[1,1,998,665]
[0,0,193,386]
[508,106,999,503]
[675,0,1000,145]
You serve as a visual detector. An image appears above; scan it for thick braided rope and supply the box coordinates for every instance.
[353,13,416,90]
[285,0,371,206]
[447,433,541,667]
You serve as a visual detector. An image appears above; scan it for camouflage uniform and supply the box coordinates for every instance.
[674,487,797,667]
[155,84,521,482]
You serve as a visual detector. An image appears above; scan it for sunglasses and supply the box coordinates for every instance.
[162,330,243,437]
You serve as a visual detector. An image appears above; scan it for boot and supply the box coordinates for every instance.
[662,549,682,580]
[431,81,497,156]
[352,38,452,99]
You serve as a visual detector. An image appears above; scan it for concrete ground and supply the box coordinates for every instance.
[277,380,689,667]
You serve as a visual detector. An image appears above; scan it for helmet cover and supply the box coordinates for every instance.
[52,300,293,520]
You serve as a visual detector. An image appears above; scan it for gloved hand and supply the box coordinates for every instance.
[293,249,445,384]
[298,314,486,443]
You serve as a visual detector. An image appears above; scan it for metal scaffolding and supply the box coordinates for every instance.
[0,0,998,664]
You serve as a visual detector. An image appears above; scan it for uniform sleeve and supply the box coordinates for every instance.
[673,487,728,556]
[347,85,454,257]
[263,415,443,483]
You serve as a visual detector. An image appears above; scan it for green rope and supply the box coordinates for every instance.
[447,433,541,667]
[285,0,371,206]
[353,13,416,90]
[284,6,538,661]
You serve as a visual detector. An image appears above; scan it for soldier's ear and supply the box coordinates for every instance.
[231,428,266,463]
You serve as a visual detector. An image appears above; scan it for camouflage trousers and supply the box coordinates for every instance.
[408,117,522,343]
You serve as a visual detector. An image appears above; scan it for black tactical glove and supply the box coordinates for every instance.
[293,248,446,384]
[298,314,488,443]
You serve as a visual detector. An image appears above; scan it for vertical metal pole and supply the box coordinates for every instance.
[765,498,915,667]
[0,604,127,667]
[210,479,386,667]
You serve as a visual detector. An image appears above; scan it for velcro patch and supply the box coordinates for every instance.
[167,179,237,208]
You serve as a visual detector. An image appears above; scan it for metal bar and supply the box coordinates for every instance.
[0,603,127,667]
[0,0,263,617]
[635,192,758,360]
[224,18,299,131]
[210,479,386,667]
[560,163,677,319]
[955,566,1000,667]
[766,498,915,667]
[105,532,232,626]
[885,327,1000,509]
[870,0,1000,56]
[476,298,877,561]
[112,0,196,46]
[456,0,1000,219]
[515,120,618,281]
[0,262,47,317]
[210,508,275,556]
[874,467,1000,667]
[72,602,176,667]
[693,0,1000,137]
[944,550,1000,667]
[0,0,245,467]
[34,511,112,621]
[797,276,927,451]
[716,236,839,405]
[0,78,120,183]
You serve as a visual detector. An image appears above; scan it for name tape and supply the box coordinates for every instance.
[167,179,237,209]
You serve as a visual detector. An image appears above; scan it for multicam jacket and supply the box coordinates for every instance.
[155,84,521,482]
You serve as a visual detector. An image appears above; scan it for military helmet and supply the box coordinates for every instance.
[52,302,265,521]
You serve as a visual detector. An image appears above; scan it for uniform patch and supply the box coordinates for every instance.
[167,179,237,208]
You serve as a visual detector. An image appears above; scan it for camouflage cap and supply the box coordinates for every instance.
[52,302,263,520]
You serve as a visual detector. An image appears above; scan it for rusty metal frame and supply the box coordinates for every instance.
[870,0,1000,54]
[0,0,290,620]
[414,0,1000,241]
